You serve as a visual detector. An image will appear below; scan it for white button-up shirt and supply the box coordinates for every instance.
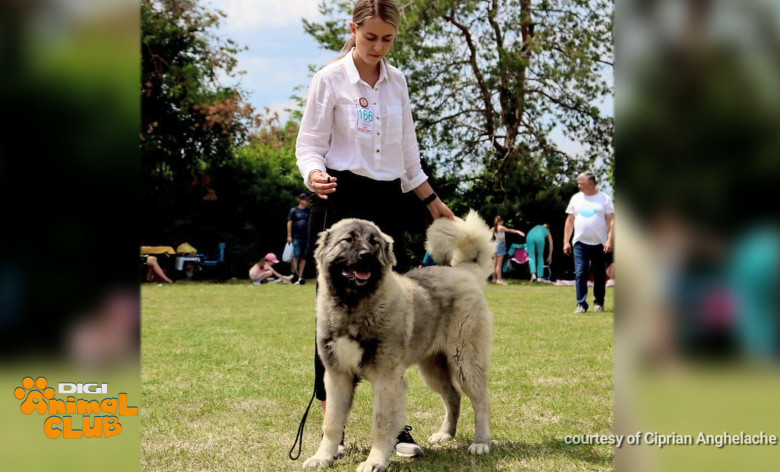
[296,50,428,193]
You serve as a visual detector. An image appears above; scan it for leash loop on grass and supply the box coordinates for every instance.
[289,386,316,460]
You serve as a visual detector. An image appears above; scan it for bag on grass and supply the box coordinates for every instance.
[282,242,294,262]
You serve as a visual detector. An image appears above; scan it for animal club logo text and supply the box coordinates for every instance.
[14,376,138,439]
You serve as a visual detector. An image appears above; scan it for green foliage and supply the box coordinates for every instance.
[219,121,309,271]
[141,0,312,277]
[141,0,256,254]
[147,118,309,279]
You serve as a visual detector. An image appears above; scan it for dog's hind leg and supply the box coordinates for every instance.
[455,340,491,455]
[418,353,461,444]
[460,368,490,454]
[303,370,355,469]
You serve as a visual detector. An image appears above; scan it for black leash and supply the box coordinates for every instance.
[289,385,317,460]
[291,198,330,461]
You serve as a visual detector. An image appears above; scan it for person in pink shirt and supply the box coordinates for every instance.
[248,253,292,285]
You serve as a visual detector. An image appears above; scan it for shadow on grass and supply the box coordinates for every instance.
[336,437,611,470]
[488,438,612,465]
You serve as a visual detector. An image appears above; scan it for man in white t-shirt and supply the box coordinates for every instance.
[563,171,615,313]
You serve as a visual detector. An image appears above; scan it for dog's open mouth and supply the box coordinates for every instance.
[341,267,372,285]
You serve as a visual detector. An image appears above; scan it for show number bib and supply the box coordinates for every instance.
[355,104,374,135]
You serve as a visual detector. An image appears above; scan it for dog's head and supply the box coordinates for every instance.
[315,219,396,305]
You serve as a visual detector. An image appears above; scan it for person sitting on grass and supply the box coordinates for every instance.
[144,255,173,284]
[249,253,293,285]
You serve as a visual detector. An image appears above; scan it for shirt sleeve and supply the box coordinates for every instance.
[565,194,577,214]
[604,193,615,214]
[296,70,333,191]
[397,74,428,193]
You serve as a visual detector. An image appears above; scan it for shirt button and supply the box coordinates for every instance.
[376,149,380,153]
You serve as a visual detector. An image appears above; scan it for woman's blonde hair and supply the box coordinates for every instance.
[338,0,401,58]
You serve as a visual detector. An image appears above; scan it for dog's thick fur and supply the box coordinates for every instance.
[303,211,494,472]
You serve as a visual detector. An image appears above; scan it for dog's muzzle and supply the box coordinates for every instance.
[340,250,376,285]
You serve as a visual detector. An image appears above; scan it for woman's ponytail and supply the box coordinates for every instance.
[337,35,356,59]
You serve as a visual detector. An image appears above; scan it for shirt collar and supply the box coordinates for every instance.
[343,48,389,86]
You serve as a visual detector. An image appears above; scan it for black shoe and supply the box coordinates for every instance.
[291,273,299,283]
[298,278,306,285]
[337,430,345,457]
[394,425,423,457]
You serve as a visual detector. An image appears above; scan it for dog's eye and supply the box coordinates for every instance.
[341,237,353,244]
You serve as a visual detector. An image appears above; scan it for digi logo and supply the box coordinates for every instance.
[58,383,108,394]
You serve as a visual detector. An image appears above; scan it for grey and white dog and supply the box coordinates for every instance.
[303,211,494,472]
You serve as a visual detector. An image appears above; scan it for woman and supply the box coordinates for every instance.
[295,0,454,458]
[248,253,292,285]
[492,216,525,285]
[526,223,553,281]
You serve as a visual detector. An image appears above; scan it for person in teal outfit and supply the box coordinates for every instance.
[728,225,780,359]
[526,224,553,281]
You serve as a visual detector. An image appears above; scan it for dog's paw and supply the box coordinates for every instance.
[303,455,334,469]
[356,460,386,472]
[468,442,490,455]
[428,432,453,444]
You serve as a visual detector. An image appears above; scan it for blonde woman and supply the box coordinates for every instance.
[492,215,525,285]
[296,0,455,458]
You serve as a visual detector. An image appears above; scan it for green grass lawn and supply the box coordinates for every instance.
[141,279,614,471]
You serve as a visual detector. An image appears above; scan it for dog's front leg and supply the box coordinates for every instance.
[303,370,354,469]
[357,372,407,472]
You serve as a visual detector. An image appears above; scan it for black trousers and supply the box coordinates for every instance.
[309,169,410,401]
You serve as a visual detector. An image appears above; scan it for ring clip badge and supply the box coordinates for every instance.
[355,98,374,135]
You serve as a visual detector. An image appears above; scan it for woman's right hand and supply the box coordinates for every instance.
[309,170,338,199]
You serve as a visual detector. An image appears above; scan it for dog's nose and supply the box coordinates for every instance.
[359,250,373,260]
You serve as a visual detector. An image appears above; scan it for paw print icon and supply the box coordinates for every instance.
[14,377,55,415]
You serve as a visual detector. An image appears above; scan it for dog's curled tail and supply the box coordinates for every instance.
[425,210,495,281]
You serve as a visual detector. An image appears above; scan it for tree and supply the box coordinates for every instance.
[141,0,255,243]
[304,0,614,203]
[212,115,309,277]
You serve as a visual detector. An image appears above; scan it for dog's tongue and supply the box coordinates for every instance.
[353,270,371,280]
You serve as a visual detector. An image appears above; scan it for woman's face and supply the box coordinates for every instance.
[351,16,396,68]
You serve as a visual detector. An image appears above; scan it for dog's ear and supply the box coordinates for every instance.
[314,228,331,262]
[380,232,396,268]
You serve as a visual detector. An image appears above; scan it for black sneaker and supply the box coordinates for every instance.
[394,425,423,457]
[337,430,345,457]
[291,273,299,284]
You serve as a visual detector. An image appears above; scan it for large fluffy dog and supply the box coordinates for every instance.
[303,211,494,472]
